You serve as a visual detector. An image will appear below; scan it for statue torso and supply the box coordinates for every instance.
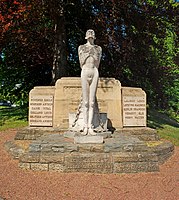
[78,44,102,68]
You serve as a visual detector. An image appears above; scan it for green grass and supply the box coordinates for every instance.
[0,106,178,146]
[148,109,179,146]
[0,106,28,131]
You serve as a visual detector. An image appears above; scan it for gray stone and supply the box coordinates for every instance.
[29,143,41,152]
[74,135,103,144]
[4,141,25,159]
[78,144,104,153]
[104,136,145,153]
[63,131,76,138]
[65,144,78,152]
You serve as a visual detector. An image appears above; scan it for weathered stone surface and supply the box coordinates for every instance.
[158,152,174,164]
[74,135,104,144]
[29,143,41,152]
[112,152,158,163]
[64,153,113,173]
[63,131,76,138]
[15,127,64,140]
[40,152,64,163]
[18,162,31,170]
[6,127,175,174]
[78,144,104,153]
[114,162,159,173]
[20,152,40,163]
[49,163,64,172]
[113,127,159,141]
[104,136,145,153]
[65,144,78,152]
[31,163,48,171]
[4,141,25,159]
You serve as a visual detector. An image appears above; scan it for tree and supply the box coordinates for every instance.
[0,0,178,114]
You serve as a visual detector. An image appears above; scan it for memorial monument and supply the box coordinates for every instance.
[77,29,102,135]
[4,29,174,174]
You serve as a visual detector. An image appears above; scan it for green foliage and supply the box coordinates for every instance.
[0,0,178,113]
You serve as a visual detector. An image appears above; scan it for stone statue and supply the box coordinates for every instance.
[78,29,102,135]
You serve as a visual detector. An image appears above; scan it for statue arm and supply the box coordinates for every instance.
[95,46,102,69]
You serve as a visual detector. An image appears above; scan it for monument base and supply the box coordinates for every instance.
[74,135,104,144]
[4,127,174,174]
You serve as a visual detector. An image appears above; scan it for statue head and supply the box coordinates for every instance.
[85,29,96,40]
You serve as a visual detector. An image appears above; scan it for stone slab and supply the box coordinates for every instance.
[29,95,53,127]
[122,87,146,127]
[64,153,113,173]
[114,162,159,173]
[74,135,104,144]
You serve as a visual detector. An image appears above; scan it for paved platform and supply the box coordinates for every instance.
[4,127,174,174]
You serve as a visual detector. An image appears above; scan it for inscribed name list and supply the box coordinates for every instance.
[123,96,146,126]
[29,95,53,126]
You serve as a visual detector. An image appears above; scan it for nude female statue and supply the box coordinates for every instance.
[78,29,102,135]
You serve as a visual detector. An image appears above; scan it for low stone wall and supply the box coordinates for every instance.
[5,128,174,174]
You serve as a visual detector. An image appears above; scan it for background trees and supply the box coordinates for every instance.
[0,0,178,114]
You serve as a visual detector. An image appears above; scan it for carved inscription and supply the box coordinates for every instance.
[29,95,53,126]
[123,96,146,126]
[64,154,112,173]
[114,162,159,173]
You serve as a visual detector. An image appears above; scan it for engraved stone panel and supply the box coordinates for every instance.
[64,153,113,173]
[123,96,146,127]
[29,95,53,127]
[114,162,159,173]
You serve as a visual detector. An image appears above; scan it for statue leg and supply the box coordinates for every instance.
[88,68,99,135]
[81,70,90,135]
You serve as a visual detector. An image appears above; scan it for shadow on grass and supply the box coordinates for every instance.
[0,106,28,122]
[147,109,179,129]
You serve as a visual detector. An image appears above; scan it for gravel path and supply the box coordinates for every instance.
[0,129,178,200]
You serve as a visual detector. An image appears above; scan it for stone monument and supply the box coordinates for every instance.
[4,29,175,174]
[77,29,102,136]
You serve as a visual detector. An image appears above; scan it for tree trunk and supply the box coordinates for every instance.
[51,14,67,85]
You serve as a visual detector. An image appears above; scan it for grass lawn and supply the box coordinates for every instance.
[0,106,28,131]
[0,106,179,146]
[148,109,179,146]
